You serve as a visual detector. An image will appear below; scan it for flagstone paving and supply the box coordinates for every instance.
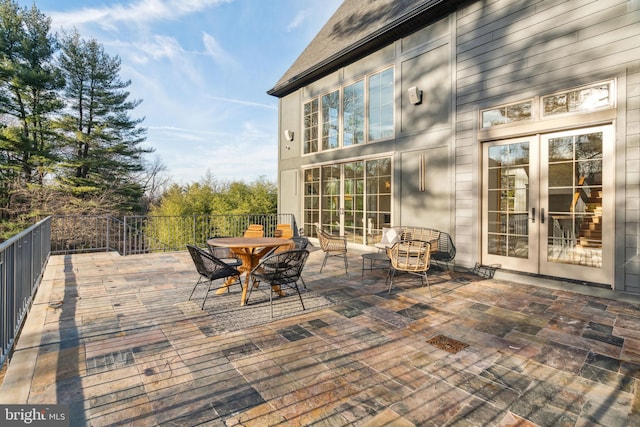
[2,248,640,426]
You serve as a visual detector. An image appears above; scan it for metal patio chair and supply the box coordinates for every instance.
[431,231,456,269]
[206,237,242,267]
[186,244,243,309]
[245,249,310,317]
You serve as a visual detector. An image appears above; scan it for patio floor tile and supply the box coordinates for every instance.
[2,248,640,425]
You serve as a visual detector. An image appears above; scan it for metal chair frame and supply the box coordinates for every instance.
[246,249,309,318]
[186,244,243,309]
[206,237,242,267]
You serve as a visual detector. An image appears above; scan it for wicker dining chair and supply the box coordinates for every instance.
[186,245,243,309]
[315,224,348,274]
[386,240,432,296]
[275,223,294,239]
[246,249,310,318]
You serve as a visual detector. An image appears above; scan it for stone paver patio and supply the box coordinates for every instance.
[1,248,640,426]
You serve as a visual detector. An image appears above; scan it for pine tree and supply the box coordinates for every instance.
[56,30,151,211]
[0,0,62,218]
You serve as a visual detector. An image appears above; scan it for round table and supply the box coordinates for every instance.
[207,237,293,305]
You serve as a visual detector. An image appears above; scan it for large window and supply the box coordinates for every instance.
[302,68,393,153]
[302,157,392,245]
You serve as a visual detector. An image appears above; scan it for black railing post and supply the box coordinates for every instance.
[106,216,110,252]
[123,216,128,256]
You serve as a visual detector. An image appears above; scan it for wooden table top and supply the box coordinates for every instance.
[207,237,291,248]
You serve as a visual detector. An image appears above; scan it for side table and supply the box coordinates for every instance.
[361,252,390,277]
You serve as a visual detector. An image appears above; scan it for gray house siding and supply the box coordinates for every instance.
[627,69,640,292]
[453,0,640,290]
[271,0,640,293]
[276,19,457,242]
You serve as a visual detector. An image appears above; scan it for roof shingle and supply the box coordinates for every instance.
[267,0,463,97]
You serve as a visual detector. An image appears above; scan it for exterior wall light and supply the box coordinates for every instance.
[408,86,422,105]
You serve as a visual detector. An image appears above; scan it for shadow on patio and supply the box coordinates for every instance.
[1,247,640,426]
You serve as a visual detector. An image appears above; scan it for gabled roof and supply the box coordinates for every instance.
[267,0,466,98]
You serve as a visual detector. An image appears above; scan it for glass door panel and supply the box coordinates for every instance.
[320,165,341,235]
[540,126,612,283]
[343,161,365,244]
[483,140,537,273]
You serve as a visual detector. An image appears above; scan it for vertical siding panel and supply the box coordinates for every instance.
[626,70,640,291]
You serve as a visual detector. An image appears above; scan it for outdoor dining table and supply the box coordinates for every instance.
[207,236,293,305]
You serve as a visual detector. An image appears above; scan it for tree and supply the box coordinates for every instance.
[55,30,151,211]
[150,176,277,217]
[135,154,171,210]
[0,0,63,218]
[145,176,277,249]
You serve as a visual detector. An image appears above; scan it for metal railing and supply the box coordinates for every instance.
[2,213,299,370]
[1,216,51,369]
[50,214,298,255]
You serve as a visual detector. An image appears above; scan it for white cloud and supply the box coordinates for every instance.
[206,96,277,111]
[137,35,184,61]
[287,9,312,32]
[201,32,235,65]
[49,0,234,30]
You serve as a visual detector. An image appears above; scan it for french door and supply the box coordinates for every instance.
[482,125,613,285]
[314,158,392,245]
[319,162,365,241]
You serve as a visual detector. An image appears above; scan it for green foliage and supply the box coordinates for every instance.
[0,0,63,188]
[142,175,276,249]
[0,2,152,228]
[55,29,150,208]
[150,175,277,217]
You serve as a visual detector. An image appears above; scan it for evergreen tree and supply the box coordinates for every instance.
[0,0,62,218]
[56,30,151,211]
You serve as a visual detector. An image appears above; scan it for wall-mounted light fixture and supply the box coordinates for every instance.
[408,86,422,105]
[284,129,294,141]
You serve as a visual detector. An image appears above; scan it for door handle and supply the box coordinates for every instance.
[541,208,545,224]
[531,208,535,223]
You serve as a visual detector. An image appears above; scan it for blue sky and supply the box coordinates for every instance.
[17,0,342,184]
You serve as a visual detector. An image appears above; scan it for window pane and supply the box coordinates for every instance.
[303,99,318,154]
[343,81,364,147]
[322,91,340,150]
[543,83,612,116]
[368,68,394,141]
[481,101,532,128]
